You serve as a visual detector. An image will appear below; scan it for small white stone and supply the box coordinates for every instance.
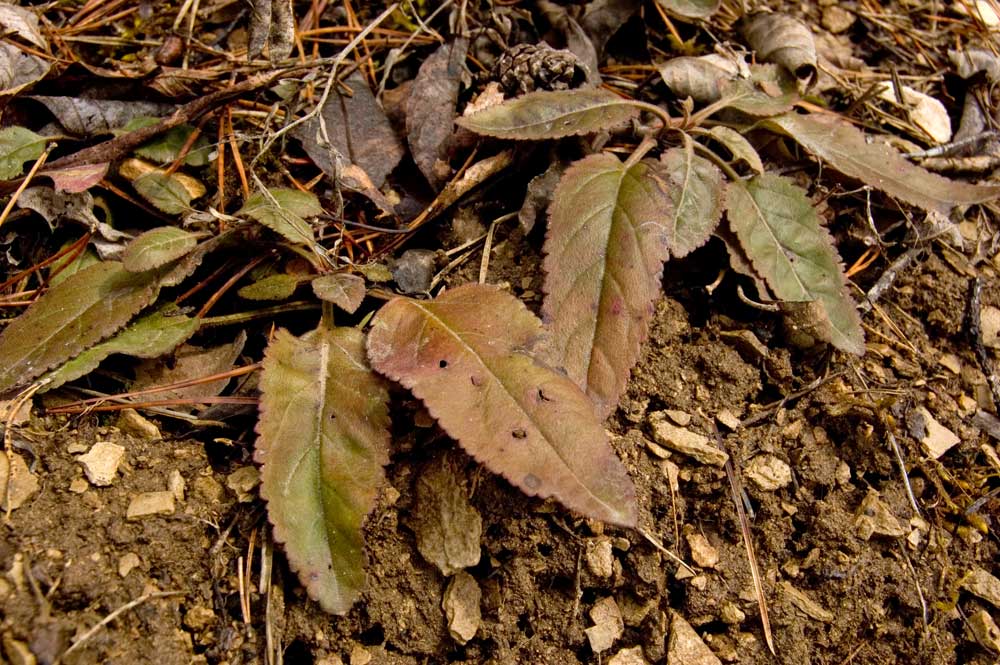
[744,455,792,491]
[585,537,615,578]
[77,441,125,486]
[116,408,161,440]
[685,531,719,569]
[585,596,624,653]
[118,552,141,577]
[442,571,481,644]
[226,466,260,502]
[913,406,960,459]
[126,491,176,520]
[647,413,728,466]
[168,470,186,502]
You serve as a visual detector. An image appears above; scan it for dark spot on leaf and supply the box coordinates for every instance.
[439,359,448,368]
[524,474,541,490]
[512,428,527,439]
[537,388,552,402]
[470,375,482,386]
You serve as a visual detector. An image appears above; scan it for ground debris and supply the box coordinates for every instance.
[442,571,481,644]
[77,440,125,486]
[0,453,39,511]
[959,568,1000,607]
[126,491,175,519]
[967,609,1000,651]
[667,611,721,665]
[743,454,792,491]
[908,406,960,459]
[647,412,728,466]
[413,453,482,577]
[854,490,907,539]
[781,581,834,622]
[586,596,624,653]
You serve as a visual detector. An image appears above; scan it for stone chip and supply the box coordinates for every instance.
[127,491,176,519]
[647,412,728,466]
[442,571,481,644]
[77,440,125,486]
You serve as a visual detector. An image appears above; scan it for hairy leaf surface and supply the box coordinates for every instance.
[256,326,390,614]
[764,112,1000,212]
[660,138,724,257]
[122,227,201,272]
[237,188,321,246]
[725,175,864,355]
[0,261,159,393]
[238,273,300,301]
[655,0,721,19]
[705,126,764,174]
[542,153,672,418]
[40,310,199,391]
[367,283,637,527]
[312,273,366,314]
[457,89,639,140]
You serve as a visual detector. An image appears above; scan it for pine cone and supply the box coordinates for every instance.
[493,43,587,96]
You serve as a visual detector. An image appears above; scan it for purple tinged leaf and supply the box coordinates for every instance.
[257,326,390,614]
[542,154,672,418]
[312,273,366,314]
[0,261,160,393]
[122,227,201,273]
[763,112,1000,212]
[725,174,864,355]
[660,138,724,257]
[40,162,109,193]
[407,39,469,188]
[457,88,640,140]
[367,283,637,527]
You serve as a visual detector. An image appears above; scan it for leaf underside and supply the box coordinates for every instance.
[256,326,390,615]
[312,273,366,314]
[0,261,160,393]
[367,283,637,527]
[655,0,721,19]
[725,174,865,355]
[660,139,724,258]
[542,153,672,418]
[457,89,640,140]
[40,310,199,392]
[764,112,1000,212]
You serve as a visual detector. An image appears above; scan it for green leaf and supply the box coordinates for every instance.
[0,261,160,393]
[655,0,721,19]
[660,137,724,257]
[705,126,764,174]
[40,310,199,391]
[48,243,100,286]
[132,171,205,214]
[312,273,366,314]
[0,126,46,179]
[725,174,864,355]
[122,227,202,272]
[456,89,640,140]
[238,273,301,301]
[367,283,637,527]
[543,153,672,418]
[237,188,321,246]
[122,118,213,166]
[762,112,1000,212]
[256,326,390,615]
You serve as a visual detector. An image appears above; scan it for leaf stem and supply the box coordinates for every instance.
[200,301,320,327]
[625,99,677,132]
[692,140,741,182]
[624,136,658,168]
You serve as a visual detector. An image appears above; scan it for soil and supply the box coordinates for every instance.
[2,2,1000,665]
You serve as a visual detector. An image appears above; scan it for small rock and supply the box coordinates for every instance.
[667,611,721,665]
[968,609,1000,651]
[959,568,1000,607]
[664,410,692,427]
[226,466,260,502]
[116,408,161,440]
[391,249,437,294]
[685,531,719,569]
[183,605,216,631]
[982,305,1000,349]
[661,459,680,492]
[442,571,481,644]
[77,441,125,486]
[647,413,728,466]
[66,442,89,454]
[585,537,615,579]
[118,552,141,577]
[744,455,792,491]
[939,353,962,374]
[193,474,225,503]
[607,646,648,665]
[690,575,708,591]
[126,491,176,520]
[821,6,855,32]
[781,581,834,622]
[645,439,671,459]
[910,406,960,459]
[168,470,186,502]
[349,645,372,665]
[720,602,745,625]
[854,490,906,539]
[68,477,89,494]
[586,596,624,653]
[715,409,741,431]
[0,453,39,511]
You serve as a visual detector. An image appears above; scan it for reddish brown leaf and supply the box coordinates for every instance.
[543,154,672,418]
[367,284,637,527]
